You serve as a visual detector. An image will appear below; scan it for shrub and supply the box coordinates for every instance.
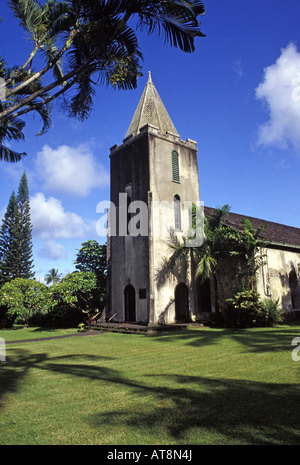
[225,289,266,328]
[262,298,284,326]
[0,278,50,328]
[42,303,85,328]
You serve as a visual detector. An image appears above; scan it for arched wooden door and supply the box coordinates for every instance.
[175,283,189,322]
[124,284,136,322]
[196,277,212,312]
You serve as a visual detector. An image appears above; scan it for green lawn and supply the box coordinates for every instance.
[0,324,300,445]
[0,325,78,341]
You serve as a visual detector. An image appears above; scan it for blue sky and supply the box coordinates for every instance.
[1,0,300,282]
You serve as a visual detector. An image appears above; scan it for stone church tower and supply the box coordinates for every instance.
[107,72,201,325]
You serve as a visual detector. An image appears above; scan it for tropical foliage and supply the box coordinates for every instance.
[0,54,52,162]
[47,271,100,326]
[74,239,107,310]
[44,268,63,285]
[0,270,104,328]
[1,0,206,161]
[225,290,285,328]
[168,204,266,283]
[167,204,269,323]
[0,277,50,327]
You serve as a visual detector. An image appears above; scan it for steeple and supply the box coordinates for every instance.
[125,71,179,138]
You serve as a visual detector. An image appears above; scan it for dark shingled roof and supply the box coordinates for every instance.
[204,206,300,249]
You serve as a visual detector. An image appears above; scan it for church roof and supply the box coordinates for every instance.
[204,206,300,249]
[125,72,179,138]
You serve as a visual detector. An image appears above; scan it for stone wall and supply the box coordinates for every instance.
[256,246,300,313]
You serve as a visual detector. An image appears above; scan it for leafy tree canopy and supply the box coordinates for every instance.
[0,277,50,326]
[74,239,106,278]
[0,0,205,161]
[49,271,101,320]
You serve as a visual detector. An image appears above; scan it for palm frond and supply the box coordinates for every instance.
[43,0,72,37]
[0,115,25,141]
[7,0,44,42]
[64,70,95,121]
[165,229,187,269]
[135,0,205,53]
[0,144,26,162]
[29,99,52,135]
[0,56,7,79]
[207,204,231,230]
[40,41,64,82]
[195,252,217,283]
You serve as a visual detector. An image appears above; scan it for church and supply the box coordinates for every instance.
[106,72,300,325]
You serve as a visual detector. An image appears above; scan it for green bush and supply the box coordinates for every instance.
[0,278,51,328]
[225,290,285,328]
[0,305,16,328]
[262,298,284,326]
[225,289,266,328]
[41,303,85,328]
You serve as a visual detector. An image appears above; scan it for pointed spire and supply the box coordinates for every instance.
[125,72,179,138]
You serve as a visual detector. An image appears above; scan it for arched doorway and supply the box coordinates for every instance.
[289,267,300,309]
[197,277,212,312]
[124,285,136,322]
[175,283,189,322]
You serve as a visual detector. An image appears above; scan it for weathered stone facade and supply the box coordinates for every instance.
[209,207,300,316]
[107,73,300,324]
[107,73,200,324]
[256,247,300,314]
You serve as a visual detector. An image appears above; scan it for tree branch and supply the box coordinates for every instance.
[4,27,79,100]
[4,44,40,87]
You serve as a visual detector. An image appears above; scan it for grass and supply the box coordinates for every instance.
[0,324,300,445]
[0,325,78,341]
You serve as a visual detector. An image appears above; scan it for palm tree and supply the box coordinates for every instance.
[45,268,63,285]
[167,205,266,312]
[0,55,51,162]
[1,0,206,147]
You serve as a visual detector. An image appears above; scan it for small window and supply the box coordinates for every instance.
[139,289,147,299]
[174,195,181,231]
[172,150,180,183]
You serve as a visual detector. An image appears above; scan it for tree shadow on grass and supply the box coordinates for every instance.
[0,348,114,406]
[151,325,300,354]
[89,373,300,445]
[1,345,300,445]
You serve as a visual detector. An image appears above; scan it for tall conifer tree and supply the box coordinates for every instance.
[0,172,34,285]
[0,191,19,284]
[16,172,34,279]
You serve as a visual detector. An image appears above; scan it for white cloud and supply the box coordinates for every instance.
[35,143,110,197]
[30,192,96,240]
[233,60,244,78]
[255,42,300,151]
[38,240,66,260]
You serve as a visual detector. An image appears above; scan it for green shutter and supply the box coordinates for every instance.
[172,150,180,183]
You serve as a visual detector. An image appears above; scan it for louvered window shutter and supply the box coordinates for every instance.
[172,150,180,183]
